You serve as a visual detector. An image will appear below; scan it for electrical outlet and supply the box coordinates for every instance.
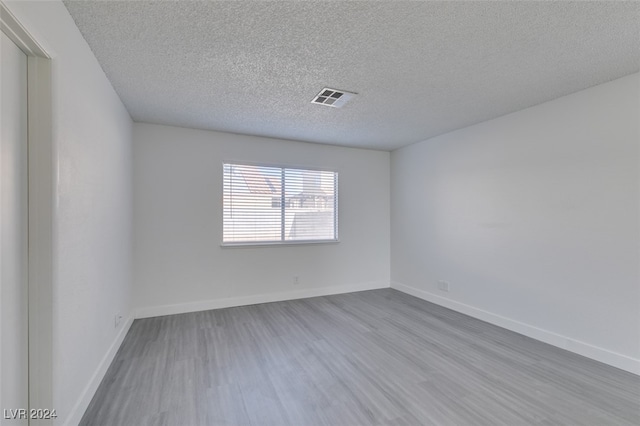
[114,314,122,328]
[437,280,450,292]
[293,276,300,286]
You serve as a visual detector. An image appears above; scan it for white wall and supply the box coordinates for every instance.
[133,123,390,316]
[391,73,640,374]
[4,1,134,424]
[1,29,29,424]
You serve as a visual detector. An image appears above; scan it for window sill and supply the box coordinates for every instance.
[221,239,339,248]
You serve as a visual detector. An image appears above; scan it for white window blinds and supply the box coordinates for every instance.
[223,163,338,244]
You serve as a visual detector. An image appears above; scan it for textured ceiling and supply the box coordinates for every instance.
[63,1,639,151]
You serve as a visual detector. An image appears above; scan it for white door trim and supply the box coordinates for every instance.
[0,3,49,58]
[1,3,54,424]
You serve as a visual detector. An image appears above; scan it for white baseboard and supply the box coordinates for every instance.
[63,316,134,426]
[391,282,640,376]
[135,281,391,319]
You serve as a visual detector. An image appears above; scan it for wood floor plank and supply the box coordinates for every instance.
[80,289,640,425]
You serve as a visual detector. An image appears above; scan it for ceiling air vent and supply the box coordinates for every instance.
[311,88,356,108]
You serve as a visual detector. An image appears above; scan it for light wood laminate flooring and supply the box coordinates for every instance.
[80,289,640,425]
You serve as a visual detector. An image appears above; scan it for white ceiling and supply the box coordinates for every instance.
[63,1,639,151]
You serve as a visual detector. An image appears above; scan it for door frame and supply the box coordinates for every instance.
[1,3,53,423]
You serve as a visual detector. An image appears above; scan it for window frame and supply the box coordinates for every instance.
[221,161,339,247]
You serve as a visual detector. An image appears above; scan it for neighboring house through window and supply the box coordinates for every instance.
[223,163,338,244]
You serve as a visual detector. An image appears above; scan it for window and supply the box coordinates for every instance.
[223,163,338,245]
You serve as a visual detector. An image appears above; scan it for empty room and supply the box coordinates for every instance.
[1,1,638,425]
